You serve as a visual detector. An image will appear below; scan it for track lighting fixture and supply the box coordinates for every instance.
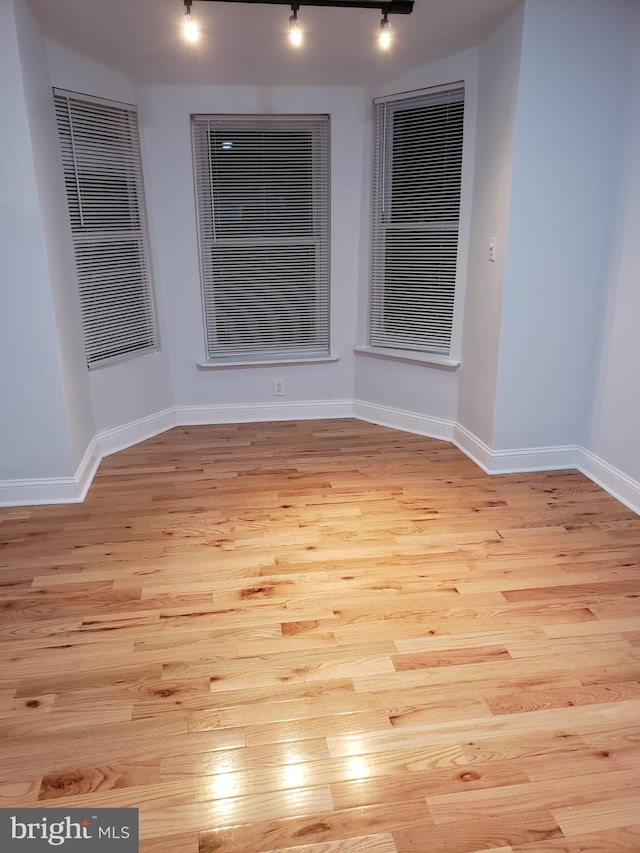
[289,5,302,47]
[379,12,391,49]
[181,0,413,50]
[183,2,200,41]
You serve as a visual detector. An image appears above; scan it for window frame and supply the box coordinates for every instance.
[366,81,469,368]
[53,88,159,370]
[191,113,331,365]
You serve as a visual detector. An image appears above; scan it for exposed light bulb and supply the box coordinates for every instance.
[183,7,199,43]
[379,14,391,50]
[289,9,302,47]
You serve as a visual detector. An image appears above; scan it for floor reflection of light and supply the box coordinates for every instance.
[282,763,306,788]
[347,756,371,780]
[338,735,364,757]
[280,745,303,765]
[212,754,236,775]
[210,772,240,801]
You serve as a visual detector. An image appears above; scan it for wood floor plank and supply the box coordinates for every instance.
[485,680,640,716]
[38,760,160,801]
[139,832,199,853]
[326,702,640,759]
[543,615,640,638]
[258,833,399,853]
[0,779,42,806]
[521,741,640,781]
[188,691,386,731]
[425,767,640,824]
[552,793,640,836]
[244,710,394,746]
[512,823,640,850]
[351,649,640,694]
[329,758,529,811]
[392,809,561,853]
[161,739,333,782]
[140,785,334,840]
[198,800,433,853]
[0,420,638,852]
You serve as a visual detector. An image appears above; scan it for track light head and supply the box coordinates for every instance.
[379,12,391,50]
[289,5,302,47]
[183,2,200,42]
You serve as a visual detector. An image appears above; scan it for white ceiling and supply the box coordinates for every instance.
[27,0,521,86]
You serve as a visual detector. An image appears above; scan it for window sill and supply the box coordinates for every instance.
[197,354,340,369]
[353,346,460,370]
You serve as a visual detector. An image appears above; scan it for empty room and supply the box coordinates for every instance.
[1,0,640,851]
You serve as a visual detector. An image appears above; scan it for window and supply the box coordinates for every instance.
[370,84,465,358]
[54,89,158,368]
[191,115,330,362]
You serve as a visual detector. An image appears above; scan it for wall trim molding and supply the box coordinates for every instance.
[75,436,101,502]
[0,474,83,507]
[453,424,581,475]
[176,400,354,425]
[579,447,640,516]
[97,408,177,458]
[452,424,493,473]
[353,400,456,442]
[489,444,581,473]
[1,402,638,515]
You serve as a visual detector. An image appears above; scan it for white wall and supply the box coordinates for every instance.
[14,0,95,471]
[46,39,175,434]
[0,0,74,480]
[493,0,637,451]
[457,4,524,447]
[354,48,478,424]
[46,39,138,106]
[587,1,640,484]
[139,83,364,410]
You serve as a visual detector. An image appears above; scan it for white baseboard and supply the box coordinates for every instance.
[354,400,456,442]
[454,425,579,475]
[97,408,177,457]
[0,474,84,507]
[452,424,493,473]
[1,403,638,516]
[176,400,353,425]
[579,448,640,516]
[489,444,581,474]
[75,436,101,502]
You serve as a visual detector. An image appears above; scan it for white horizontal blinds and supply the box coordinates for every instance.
[371,86,465,355]
[54,91,157,367]
[192,116,330,359]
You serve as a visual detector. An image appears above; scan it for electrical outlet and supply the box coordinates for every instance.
[273,378,284,396]
[488,236,497,262]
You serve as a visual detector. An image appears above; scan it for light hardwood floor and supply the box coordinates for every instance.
[1,419,640,852]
